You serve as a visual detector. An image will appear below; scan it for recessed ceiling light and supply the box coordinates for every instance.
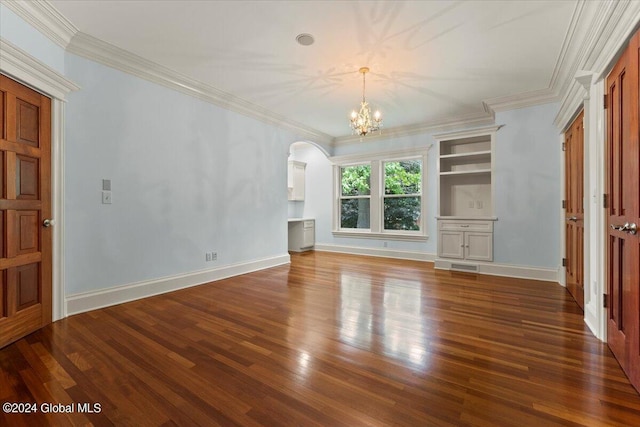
[296,33,314,46]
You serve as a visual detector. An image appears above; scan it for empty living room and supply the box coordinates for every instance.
[1,1,640,426]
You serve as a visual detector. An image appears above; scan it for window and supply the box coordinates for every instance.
[383,160,421,231]
[334,149,427,241]
[340,165,371,229]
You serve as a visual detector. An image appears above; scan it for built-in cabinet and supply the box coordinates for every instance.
[434,126,500,271]
[288,161,306,201]
[438,219,493,261]
[288,219,315,252]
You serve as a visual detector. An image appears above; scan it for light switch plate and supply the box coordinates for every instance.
[102,191,112,204]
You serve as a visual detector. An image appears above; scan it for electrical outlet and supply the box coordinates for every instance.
[206,253,212,262]
[468,201,474,208]
[102,191,112,204]
[476,200,483,209]
[383,242,388,248]
[212,252,217,261]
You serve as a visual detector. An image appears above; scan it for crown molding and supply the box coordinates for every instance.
[483,87,560,113]
[0,37,80,99]
[332,108,496,147]
[432,124,503,142]
[328,145,432,165]
[1,0,78,48]
[67,32,334,146]
[548,0,586,93]
[554,0,640,129]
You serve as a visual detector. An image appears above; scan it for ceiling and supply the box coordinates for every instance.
[49,0,578,138]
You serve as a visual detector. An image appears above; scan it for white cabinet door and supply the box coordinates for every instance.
[439,231,464,259]
[465,232,493,261]
[288,161,306,201]
[302,220,315,248]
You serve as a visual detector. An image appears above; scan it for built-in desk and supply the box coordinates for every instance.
[288,218,315,252]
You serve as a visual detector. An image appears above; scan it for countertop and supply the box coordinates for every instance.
[287,218,315,223]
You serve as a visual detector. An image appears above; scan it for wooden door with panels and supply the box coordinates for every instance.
[564,110,584,310]
[606,28,640,392]
[0,74,52,348]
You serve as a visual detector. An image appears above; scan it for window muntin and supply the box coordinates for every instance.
[334,153,426,240]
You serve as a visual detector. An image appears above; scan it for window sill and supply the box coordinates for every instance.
[332,230,429,242]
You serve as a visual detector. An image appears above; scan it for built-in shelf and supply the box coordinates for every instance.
[439,150,492,160]
[439,169,492,177]
[433,125,501,270]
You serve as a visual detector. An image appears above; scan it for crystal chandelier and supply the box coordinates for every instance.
[349,67,382,136]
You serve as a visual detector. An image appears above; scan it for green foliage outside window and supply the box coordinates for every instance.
[340,160,422,231]
[340,165,371,228]
[384,160,421,231]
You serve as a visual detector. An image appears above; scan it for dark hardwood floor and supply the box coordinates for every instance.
[1,251,640,426]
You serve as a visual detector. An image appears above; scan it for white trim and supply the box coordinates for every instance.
[331,149,430,239]
[314,244,434,262]
[432,124,503,142]
[555,0,640,130]
[51,98,65,321]
[66,32,334,146]
[314,245,559,283]
[0,39,78,323]
[329,145,432,165]
[434,258,560,283]
[0,38,80,99]
[1,0,78,48]
[332,109,495,146]
[483,88,559,113]
[66,254,291,316]
[331,230,428,242]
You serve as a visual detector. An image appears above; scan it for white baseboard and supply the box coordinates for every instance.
[315,245,558,283]
[434,258,559,282]
[314,244,435,262]
[65,254,291,316]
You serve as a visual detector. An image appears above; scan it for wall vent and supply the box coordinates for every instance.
[450,263,478,272]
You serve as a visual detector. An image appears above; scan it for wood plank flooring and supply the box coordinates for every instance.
[1,251,640,426]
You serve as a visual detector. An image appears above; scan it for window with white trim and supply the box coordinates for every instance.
[333,150,428,241]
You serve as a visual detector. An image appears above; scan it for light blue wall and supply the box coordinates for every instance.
[64,53,293,295]
[297,134,438,255]
[299,102,561,269]
[0,4,65,73]
[494,103,561,268]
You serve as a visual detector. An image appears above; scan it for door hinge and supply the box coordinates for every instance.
[603,294,609,308]
[603,94,608,109]
[562,258,567,267]
[562,142,566,151]
[603,194,608,209]
[562,200,566,209]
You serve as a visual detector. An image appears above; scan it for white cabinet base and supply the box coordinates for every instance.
[288,219,315,252]
[437,218,494,269]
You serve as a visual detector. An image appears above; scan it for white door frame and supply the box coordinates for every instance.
[0,39,79,321]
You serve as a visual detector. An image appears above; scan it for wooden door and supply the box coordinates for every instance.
[606,28,640,392]
[564,110,584,310]
[0,75,52,348]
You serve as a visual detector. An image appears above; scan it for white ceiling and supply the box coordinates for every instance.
[49,0,577,138]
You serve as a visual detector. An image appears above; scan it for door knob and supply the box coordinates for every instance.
[568,216,578,222]
[611,222,638,235]
[42,218,55,228]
